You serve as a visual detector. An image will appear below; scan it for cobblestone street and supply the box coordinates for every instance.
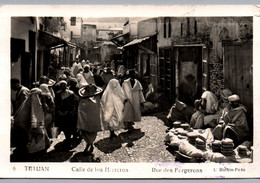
[23,112,176,163]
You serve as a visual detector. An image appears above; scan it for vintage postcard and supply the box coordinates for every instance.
[0,5,259,178]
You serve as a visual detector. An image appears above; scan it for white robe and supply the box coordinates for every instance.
[122,78,145,122]
[71,62,79,78]
[101,79,126,130]
[76,71,95,88]
[201,91,218,114]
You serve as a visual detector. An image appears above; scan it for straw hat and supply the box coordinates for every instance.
[78,84,103,98]
[33,77,56,87]
[57,80,67,86]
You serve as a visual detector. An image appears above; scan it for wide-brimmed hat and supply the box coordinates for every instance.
[57,80,67,86]
[33,78,56,87]
[39,84,50,94]
[78,84,103,98]
[48,79,56,86]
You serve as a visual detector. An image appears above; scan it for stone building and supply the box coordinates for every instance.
[119,17,253,125]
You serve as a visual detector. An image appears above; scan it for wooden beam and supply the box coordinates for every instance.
[138,45,156,55]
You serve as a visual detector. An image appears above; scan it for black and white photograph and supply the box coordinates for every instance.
[1,5,260,178]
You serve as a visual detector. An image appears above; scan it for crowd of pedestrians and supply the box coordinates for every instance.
[11,60,145,159]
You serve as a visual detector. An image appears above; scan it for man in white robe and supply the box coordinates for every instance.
[122,70,145,131]
[76,64,95,88]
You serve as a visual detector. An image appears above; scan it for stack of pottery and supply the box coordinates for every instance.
[237,145,248,156]
[211,140,221,152]
[187,132,198,145]
[221,138,234,156]
[195,137,206,150]
[180,123,190,130]
[177,129,188,140]
[173,121,181,128]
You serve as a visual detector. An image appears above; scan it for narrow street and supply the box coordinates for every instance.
[25,112,176,163]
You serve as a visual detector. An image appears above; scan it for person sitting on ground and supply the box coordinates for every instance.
[190,99,204,129]
[11,78,30,115]
[212,94,251,146]
[167,98,195,128]
[223,94,251,146]
[201,90,219,115]
[216,88,233,122]
[200,90,219,128]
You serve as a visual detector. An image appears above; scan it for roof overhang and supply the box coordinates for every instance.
[39,30,76,49]
[110,32,129,40]
[118,36,151,49]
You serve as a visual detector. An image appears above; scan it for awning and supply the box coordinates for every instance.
[110,32,129,40]
[38,30,76,49]
[118,36,151,49]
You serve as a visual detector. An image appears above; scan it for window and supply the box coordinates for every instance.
[70,17,76,26]
[163,17,171,38]
[194,20,197,35]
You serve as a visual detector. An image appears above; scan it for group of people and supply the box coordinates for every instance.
[167,81,251,147]
[11,59,145,158]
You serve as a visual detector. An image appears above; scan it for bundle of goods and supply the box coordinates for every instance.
[187,132,198,145]
[237,145,248,156]
[180,123,190,130]
[211,140,221,152]
[178,141,203,161]
[165,129,186,147]
[169,136,185,148]
[195,137,206,151]
[202,151,228,163]
[221,138,234,156]
[173,121,181,128]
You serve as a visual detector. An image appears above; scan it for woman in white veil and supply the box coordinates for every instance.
[101,79,127,138]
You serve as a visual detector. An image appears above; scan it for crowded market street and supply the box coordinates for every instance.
[12,113,176,163]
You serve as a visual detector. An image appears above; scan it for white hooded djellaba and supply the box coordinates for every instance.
[101,79,126,131]
[122,78,145,122]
